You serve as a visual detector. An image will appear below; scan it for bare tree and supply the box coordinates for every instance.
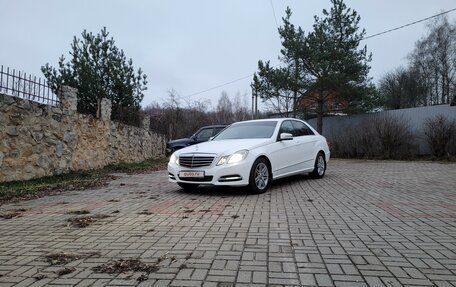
[216,91,233,124]
[232,92,251,121]
[408,15,456,105]
[379,67,427,109]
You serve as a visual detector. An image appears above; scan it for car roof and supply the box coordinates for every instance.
[201,125,227,128]
[231,118,299,124]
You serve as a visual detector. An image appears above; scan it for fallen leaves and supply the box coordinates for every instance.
[44,251,101,265]
[0,208,27,219]
[92,258,159,274]
[67,214,110,228]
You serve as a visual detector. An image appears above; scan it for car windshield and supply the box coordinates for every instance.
[213,121,278,140]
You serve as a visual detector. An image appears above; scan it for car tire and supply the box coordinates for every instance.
[178,183,199,192]
[249,158,271,194]
[310,152,326,179]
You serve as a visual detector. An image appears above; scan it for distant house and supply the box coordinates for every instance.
[297,89,348,115]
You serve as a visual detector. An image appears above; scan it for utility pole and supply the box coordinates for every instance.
[251,88,255,119]
[255,90,258,119]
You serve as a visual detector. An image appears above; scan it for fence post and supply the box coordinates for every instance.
[142,115,151,130]
[59,86,78,115]
[100,98,112,122]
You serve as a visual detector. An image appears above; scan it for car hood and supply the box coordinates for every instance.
[175,138,272,156]
[167,138,191,146]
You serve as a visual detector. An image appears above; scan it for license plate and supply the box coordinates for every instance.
[179,171,204,178]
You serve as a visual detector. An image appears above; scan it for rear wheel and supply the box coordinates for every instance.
[248,158,271,194]
[310,152,326,179]
[178,183,199,192]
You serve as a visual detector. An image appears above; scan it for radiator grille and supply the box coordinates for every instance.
[179,155,215,168]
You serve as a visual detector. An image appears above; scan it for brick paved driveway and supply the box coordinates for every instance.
[0,159,455,287]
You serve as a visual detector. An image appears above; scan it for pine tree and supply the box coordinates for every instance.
[42,27,147,123]
[254,0,375,133]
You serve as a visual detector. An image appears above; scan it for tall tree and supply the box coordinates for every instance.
[254,0,375,133]
[42,27,147,121]
[298,0,374,133]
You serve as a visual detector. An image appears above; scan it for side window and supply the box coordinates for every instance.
[196,128,212,141]
[279,121,295,136]
[292,120,314,136]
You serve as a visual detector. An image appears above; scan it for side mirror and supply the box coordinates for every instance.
[208,136,214,141]
[279,133,293,141]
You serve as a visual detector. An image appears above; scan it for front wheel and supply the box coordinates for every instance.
[310,152,326,179]
[249,158,271,194]
[178,183,199,192]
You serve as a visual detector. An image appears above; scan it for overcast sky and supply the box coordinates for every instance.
[1,1,455,110]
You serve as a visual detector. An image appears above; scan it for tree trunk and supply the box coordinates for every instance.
[316,100,324,134]
[292,58,299,118]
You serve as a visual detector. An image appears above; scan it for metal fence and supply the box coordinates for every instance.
[307,104,456,154]
[0,65,60,106]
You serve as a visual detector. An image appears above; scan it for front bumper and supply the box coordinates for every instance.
[168,159,252,186]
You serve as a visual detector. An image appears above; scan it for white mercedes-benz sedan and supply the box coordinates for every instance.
[168,118,330,193]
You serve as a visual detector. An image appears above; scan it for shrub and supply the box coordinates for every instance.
[328,115,416,159]
[424,115,456,158]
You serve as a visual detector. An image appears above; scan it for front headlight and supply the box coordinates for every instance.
[169,153,179,165]
[217,150,249,166]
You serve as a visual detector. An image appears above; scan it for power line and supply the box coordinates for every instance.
[362,8,456,40]
[184,74,253,98]
[180,7,456,100]
[270,0,279,29]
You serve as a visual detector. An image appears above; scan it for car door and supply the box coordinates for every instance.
[268,120,301,177]
[292,120,318,171]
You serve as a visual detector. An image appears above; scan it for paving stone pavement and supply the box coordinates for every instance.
[0,159,455,287]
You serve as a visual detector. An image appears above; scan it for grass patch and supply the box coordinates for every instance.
[103,157,168,174]
[0,157,168,205]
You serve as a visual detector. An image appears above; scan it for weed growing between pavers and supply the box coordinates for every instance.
[67,214,110,228]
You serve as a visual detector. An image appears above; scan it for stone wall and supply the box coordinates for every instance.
[0,86,165,182]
